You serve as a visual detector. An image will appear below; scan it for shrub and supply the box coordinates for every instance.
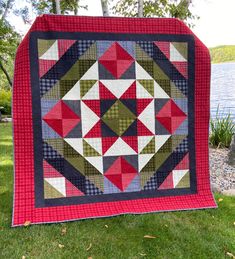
[210,107,235,148]
[0,89,12,115]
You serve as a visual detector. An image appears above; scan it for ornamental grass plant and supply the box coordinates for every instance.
[210,106,235,148]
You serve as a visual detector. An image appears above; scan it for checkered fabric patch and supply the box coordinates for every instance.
[12,15,216,226]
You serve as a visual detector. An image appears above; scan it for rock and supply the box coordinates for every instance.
[227,134,235,166]
[210,147,235,191]
[211,183,221,193]
[0,117,12,123]
[221,189,235,196]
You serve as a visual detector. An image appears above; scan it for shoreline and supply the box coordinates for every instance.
[211,61,235,65]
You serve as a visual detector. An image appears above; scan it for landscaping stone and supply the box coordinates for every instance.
[227,134,235,166]
[221,189,235,196]
[0,117,12,123]
[209,147,235,195]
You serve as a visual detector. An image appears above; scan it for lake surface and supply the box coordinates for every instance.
[210,62,235,121]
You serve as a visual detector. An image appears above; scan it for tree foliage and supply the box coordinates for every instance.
[0,19,19,60]
[31,0,87,15]
[0,88,11,114]
[112,0,198,27]
[0,0,22,89]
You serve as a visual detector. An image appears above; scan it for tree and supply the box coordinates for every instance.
[0,21,17,87]
[55,0,61,14]
[101,0,109,16]
[0,2,20,88]
[31,0,87,15]
[0,0,31,89]
[112,0,198,27]
[138,0,143,17]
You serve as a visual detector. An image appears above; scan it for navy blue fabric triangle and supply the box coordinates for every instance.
[120,62,136,79]
[98,63,115,79]
[101,120,118,137]
[120,99,137,116]
[100,100,116,116]
[137,41,154,57]
[122,119,137,136]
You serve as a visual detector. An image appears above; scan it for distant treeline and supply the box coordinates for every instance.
[209,45,235,63]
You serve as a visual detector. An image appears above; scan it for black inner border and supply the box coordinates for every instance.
[29,31,196,208]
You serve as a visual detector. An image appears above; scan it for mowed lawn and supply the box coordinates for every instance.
[0,123,235,259]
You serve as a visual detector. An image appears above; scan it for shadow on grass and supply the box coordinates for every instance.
[0,142,13,151]
[0,163,13,174]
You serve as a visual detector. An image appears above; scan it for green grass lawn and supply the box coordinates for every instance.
[0,123,235,259]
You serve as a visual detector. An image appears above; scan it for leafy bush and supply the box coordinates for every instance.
[0,89,12,115]
[210,107,235,148]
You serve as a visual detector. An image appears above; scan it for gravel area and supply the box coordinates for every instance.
[209,147,235,194]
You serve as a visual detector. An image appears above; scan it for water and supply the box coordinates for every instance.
[210,62,235,121]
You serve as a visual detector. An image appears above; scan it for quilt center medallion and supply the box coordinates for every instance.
[38,37,192,202]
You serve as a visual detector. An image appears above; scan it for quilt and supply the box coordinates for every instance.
[12,15,217,226]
